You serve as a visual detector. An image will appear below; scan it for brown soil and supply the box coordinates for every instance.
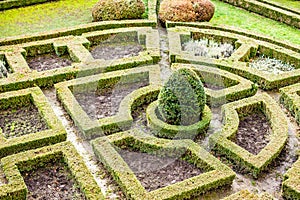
[73,81,148,120]
[90,43,144,60]
[0,104,48,139]
[22,160,85,200]
[26,53,72,72]
[233,111,271,155]
[117,148,204,192]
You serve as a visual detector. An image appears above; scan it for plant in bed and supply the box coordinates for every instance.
[147,68,211,139]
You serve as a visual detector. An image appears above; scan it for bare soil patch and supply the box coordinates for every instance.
[117,148,204,192]
[233,111,271,155]
[90,43,144,60]
[73,81,148,120]
[26,53,72,72]
[22,160,85,200]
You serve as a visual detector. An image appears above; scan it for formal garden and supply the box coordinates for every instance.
[0,0,299,199]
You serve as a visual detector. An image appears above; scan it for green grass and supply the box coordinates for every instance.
[0,0,98,38]
[0,0,299,46]
[263,0,300,12]
[210,0,300,45]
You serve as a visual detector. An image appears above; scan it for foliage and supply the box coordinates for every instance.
[159,0,215,24]
[92,0,145,21]
[158,68,206,125]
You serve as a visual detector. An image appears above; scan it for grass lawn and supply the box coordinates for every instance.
[210,0,300,45]
[0,0,299,45]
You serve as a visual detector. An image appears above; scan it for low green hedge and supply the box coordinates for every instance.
[219,0,300,29]
[0,27,160,93]
[222,190,273,200]
[0,141,104,199]
[280,83,300,125]
[283,157,300,200]
[0,0,58,11]
[209,93,288,178]
[168,26,300,90]
[55,65,161,139]
[0,87,66,158]
[171,63,257,106]
[91,129,235,200]
[146,101,211,139]
[168,24,300,90]
[167,22,300,54]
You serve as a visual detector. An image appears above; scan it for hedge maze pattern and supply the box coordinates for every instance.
[0,0,299,199]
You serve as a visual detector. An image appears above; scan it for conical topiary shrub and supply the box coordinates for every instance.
[157,68,206,126]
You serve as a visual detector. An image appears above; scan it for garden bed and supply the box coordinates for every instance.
[26,52,73,72]
[22,159,85,200]
[117,148,203,192]
[0,103,48,139]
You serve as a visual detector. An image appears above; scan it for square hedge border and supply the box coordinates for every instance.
[209,93,288,178]
[280,83,300,125]
[55,65,162,139]
[282,157,300,200]
[0,141,104,200]
[171,63,257,106]
[91,129,235,200]
[0,27,160,93]
[168,26,300,90]
[0,87,66,158]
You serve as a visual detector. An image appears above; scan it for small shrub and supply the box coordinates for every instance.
[92,0,145,22]
[159,0,215,25]
[158,68,206,125]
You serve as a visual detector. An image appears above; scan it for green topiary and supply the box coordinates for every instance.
[158,68,206,126]
[92,0,145,22]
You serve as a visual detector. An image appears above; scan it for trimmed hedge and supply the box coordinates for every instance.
[168,25,300,90]
[280,83,300,125]
[147,101,211,139]
[0,27,160,93]
[0,87,66,158]
[0,0,58,11]
[55,65,161,139]
[0,141,104,199]
[91,129,235,200]
[209,93,288,178]
[282,157,300,200]
[222,190,273,200]
[219,0,300,29]
[171,63,257,106]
